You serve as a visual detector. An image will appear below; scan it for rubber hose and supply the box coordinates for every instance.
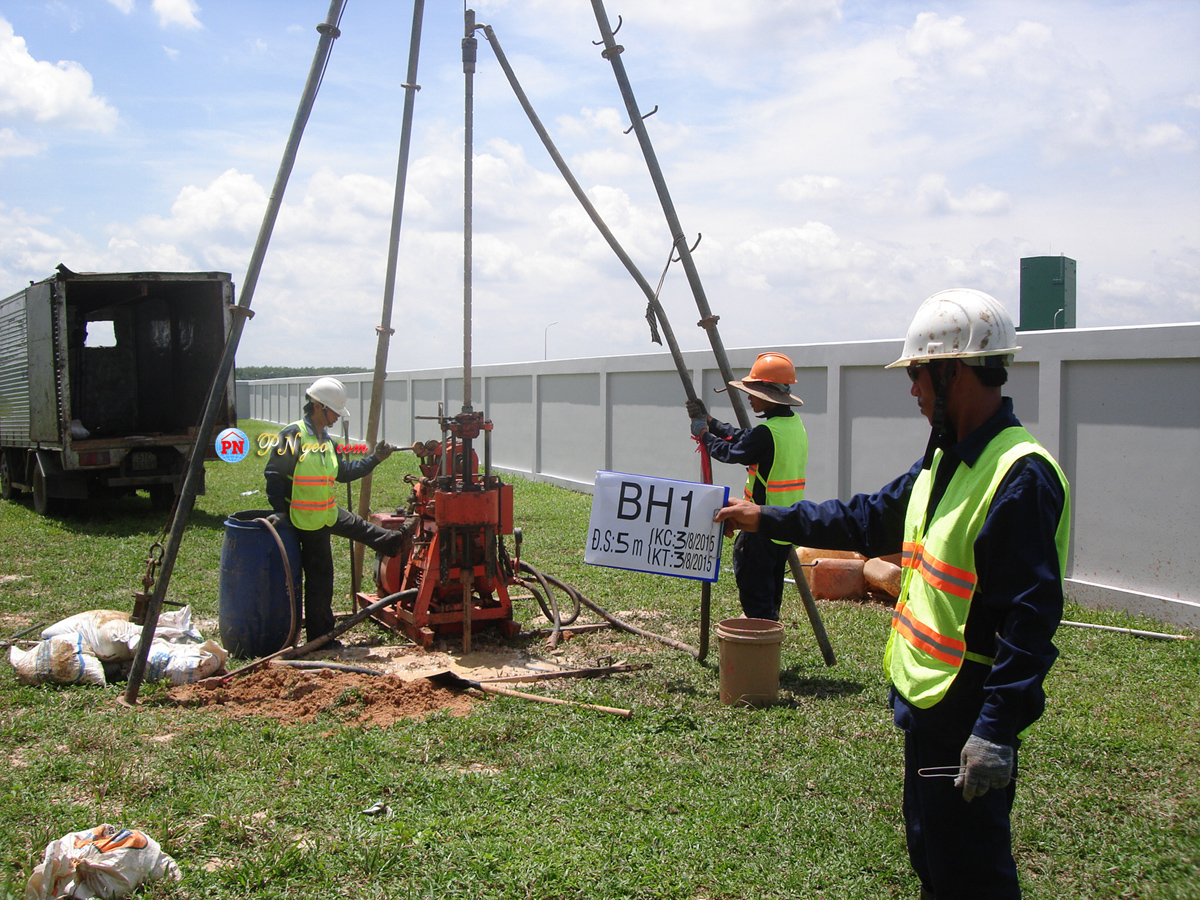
[255,516,300,651]
[523,562,698,657]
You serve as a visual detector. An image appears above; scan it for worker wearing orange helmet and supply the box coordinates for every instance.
[714,290,1071,900]
[687,351,807,621]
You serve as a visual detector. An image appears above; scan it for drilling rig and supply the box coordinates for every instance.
[355,418,523,650]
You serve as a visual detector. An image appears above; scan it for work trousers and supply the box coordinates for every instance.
[293,506,403,641]
[902,721,1021,900]
[732,530,793,620]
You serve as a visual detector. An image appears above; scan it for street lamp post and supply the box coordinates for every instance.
[544,321,558,360]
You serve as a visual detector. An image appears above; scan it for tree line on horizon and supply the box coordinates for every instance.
[234,366,369,381]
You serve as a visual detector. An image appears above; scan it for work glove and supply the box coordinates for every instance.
[690,417,709,439]
[955,734,1014,802]
[372,441,395,461]
[685,398,708,419]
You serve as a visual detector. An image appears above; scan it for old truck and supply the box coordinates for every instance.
[0,266,237,515]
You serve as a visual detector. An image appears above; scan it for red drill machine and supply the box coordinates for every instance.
[355,408,523,650]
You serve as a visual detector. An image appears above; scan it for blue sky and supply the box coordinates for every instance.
[2,0,1197,369]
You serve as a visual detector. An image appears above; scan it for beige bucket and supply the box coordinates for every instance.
[716,617,785,707]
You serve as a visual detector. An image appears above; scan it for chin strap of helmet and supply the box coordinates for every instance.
[920,361,957,471]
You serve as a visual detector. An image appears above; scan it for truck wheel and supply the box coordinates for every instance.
[0,454,18,501]
[32,466,56,516]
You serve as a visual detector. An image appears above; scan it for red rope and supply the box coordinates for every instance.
[693,436,713,484]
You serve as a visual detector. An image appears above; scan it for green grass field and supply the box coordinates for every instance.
[1,420,1197,899]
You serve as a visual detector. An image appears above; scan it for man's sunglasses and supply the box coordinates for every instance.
[906,364,928,384]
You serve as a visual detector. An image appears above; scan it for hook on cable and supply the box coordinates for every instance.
[592,15,622,44]
[623,105,658,134]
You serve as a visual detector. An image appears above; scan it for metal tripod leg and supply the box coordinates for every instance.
[788,548,836,666]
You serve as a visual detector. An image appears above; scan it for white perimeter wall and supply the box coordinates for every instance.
[238,322,1200,628]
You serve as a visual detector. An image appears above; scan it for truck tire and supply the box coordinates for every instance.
[0,453,19,500]
[32,465,57,516]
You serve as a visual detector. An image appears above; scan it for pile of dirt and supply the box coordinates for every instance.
[168,666,474,726]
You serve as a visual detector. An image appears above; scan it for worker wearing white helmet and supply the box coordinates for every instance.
[715,290,1070,900]
[264,376,402,644]
[687,351,808,620]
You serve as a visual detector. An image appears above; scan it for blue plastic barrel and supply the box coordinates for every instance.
[218,510,301,658]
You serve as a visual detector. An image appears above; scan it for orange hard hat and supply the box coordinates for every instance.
[728,352,803,406]
[747,352,796,384]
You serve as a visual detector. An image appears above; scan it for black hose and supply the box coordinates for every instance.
[255,516,300,651]
[517,563,572,649]
[518,561,698,657]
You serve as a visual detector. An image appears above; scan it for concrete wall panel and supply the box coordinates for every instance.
[538,372,603,484]
[238,322,1200,625]
[1062,357,1200,601]
[486,374,533,474]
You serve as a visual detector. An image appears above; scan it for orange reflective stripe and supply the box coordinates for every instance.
[902,541,975,600]
[744,465,759,501]
[891,601,966,667]
[290,498,336,510]
[293,475,334,485]
[766,478,805,493]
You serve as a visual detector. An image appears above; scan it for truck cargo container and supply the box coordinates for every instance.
[0,265,236,515]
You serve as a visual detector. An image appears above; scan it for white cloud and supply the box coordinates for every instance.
[0,203,95,284]
[896,11,1196,166]
[0,18,118,131]
[779,175,844,203]
[904,12,973,58]
[1131,122,1193,155]
[106,0,135,13]
[152,0,202,30]
[915,174,1010,216]
[0,127,40,159]
[163,46,180,60]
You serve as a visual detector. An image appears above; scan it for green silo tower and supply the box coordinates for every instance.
[1018,256,1076,331]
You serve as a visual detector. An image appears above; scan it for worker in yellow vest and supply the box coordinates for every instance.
[264,377,404,644]
[715,291,1069,900]
[687,351,807,620]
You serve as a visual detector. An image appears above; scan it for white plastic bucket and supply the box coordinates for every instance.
[716,617,784,707]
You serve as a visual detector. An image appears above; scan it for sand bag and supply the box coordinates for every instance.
[142,639,227,685]
[25,824,181,900]
[9,635,106,686]
[42,611,139,662]
[148,605,202,643]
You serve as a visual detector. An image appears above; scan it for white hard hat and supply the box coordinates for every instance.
[885,289,1020,369]
[306,376,351,419]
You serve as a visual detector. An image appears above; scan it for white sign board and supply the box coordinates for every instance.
[585,471,728,583]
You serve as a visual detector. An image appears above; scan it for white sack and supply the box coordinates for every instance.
[142,639,227,685]
[9,636,106,686]
[42,611,138,662]
[25,824,181,900]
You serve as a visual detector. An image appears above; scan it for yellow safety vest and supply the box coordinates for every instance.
[744,413,808,546]
[286,419,339,530]
[884,426,1070,708]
